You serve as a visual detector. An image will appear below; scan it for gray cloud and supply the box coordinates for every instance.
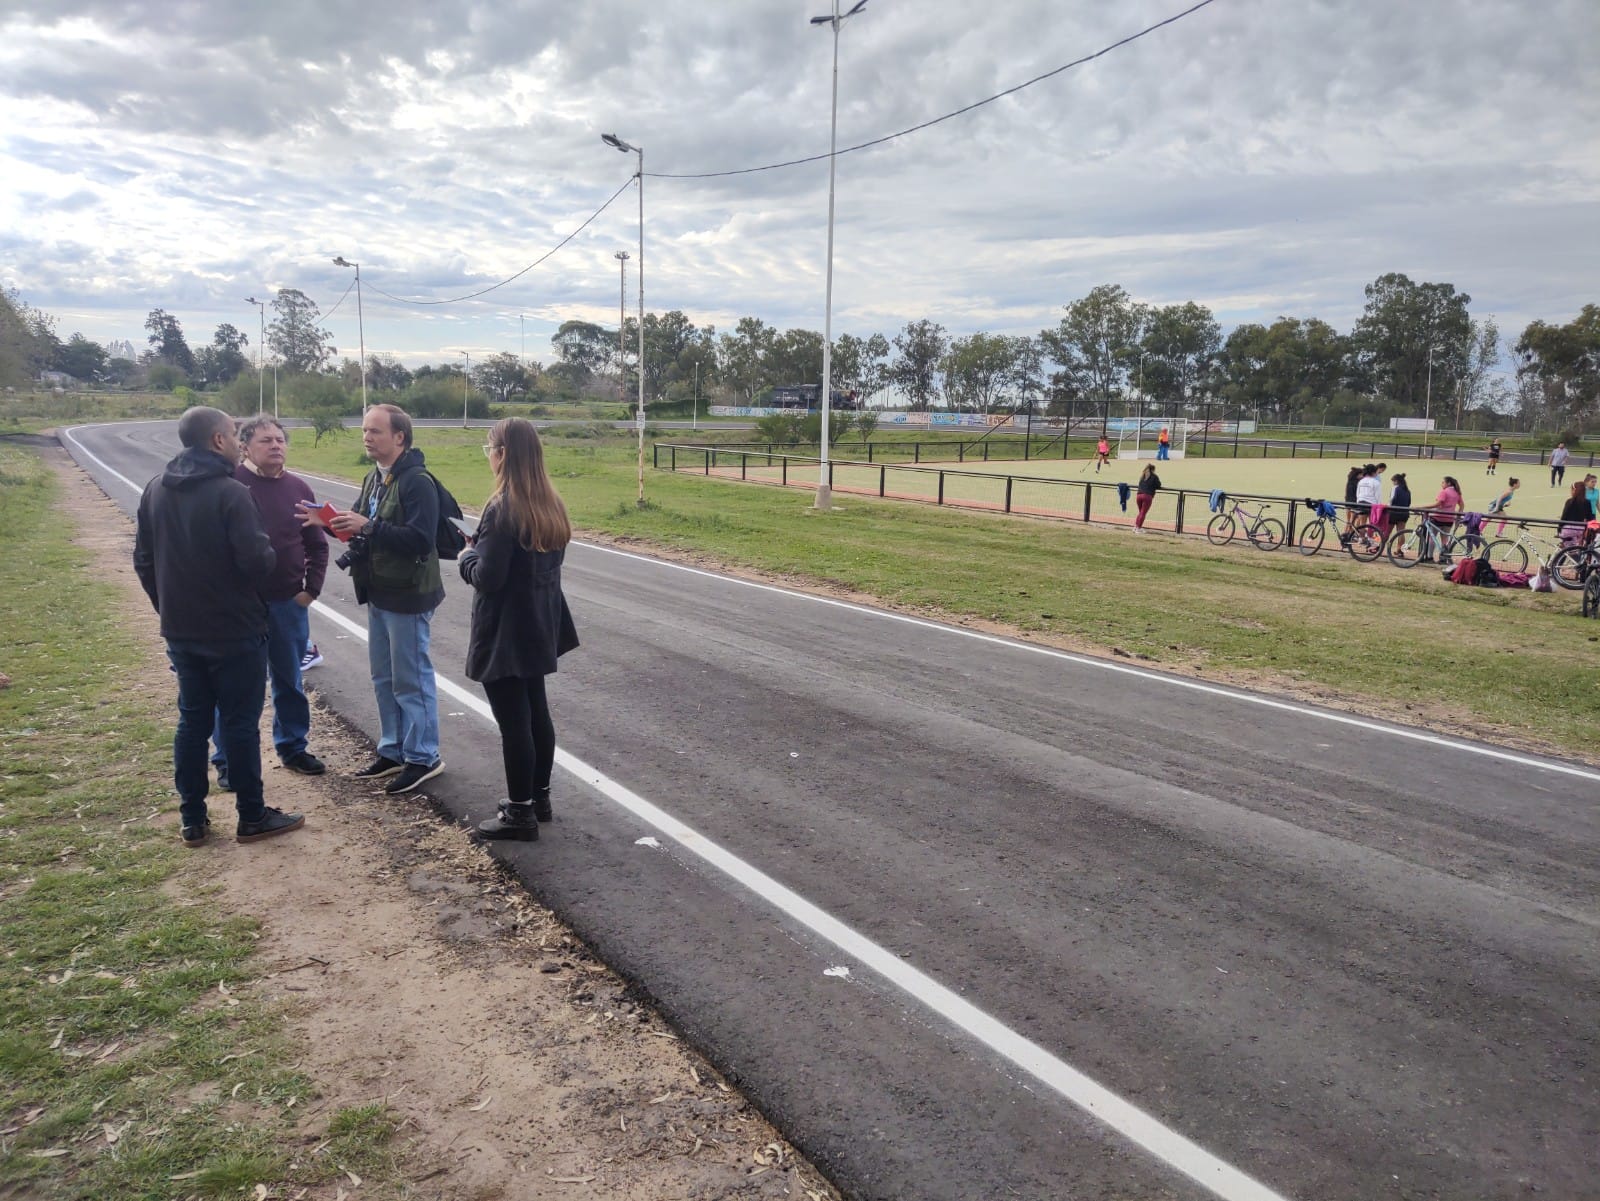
[1,0,1595,367]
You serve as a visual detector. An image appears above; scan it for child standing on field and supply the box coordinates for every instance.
[1095,437,1111,472]
[1134,464,1161,531]
[1486,478,1520,536]
[1486,439,1502,475]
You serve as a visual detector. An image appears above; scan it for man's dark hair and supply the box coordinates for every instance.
[177,406,234,450]
[239,416,288,445]
[372,403,413,449]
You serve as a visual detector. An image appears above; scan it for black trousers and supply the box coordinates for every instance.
[482,675,556,802]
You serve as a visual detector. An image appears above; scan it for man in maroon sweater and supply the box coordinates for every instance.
[212,417,330,782]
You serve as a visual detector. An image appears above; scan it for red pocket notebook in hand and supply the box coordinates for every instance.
[315,501,353,542]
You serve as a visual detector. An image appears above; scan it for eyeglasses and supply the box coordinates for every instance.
[482,444,499,458]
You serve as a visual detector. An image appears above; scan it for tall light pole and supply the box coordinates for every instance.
[1424,344,1434,449]
[613,250,630,397]
[602,133,646,507]
[332,257,367,411]
[459,349,470,428]
[244,297,265,413]
[519,313,526,369]
[808,0,871,510]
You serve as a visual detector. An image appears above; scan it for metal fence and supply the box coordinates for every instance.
[653,443,1581,556]
[701,435,1598,469]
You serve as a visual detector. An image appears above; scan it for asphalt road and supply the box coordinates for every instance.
[62,420,1600,1201]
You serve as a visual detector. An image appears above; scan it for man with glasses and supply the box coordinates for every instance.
[211,417,329,788]
[302,404,444,795]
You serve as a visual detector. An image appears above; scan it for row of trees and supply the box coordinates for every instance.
[5,277,1595,434]
[546,277,1596,434]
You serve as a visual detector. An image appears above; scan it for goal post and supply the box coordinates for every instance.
[1115,418,1187,460]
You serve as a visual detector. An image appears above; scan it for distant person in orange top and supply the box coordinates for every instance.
[1095,436,1111,472]
[1157,426,1171,460]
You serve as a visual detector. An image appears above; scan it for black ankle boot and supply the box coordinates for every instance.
[531,788,552,823]
[477,800,538,841]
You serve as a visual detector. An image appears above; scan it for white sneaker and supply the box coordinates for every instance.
[300,644,323,671]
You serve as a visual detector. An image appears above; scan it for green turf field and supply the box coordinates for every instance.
[712,448,1577,534]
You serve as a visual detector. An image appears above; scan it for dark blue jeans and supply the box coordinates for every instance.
[213,599,310,769]
[168,636,268,828]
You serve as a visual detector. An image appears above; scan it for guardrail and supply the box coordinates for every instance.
[653,443,1581,554]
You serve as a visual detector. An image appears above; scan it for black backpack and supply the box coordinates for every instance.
[424,471,468,561]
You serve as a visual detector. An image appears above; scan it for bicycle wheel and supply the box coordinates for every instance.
[1297,519,1326,556]
[1347,523,1386,562]
[1387,528,1424,568]
[1249,518,1286,551]
[1484,539,1528,573]
[1444,534,1484,563]
[1583,572,1600,618]
[1549,547,1590,590]
[1206,514,1236,546]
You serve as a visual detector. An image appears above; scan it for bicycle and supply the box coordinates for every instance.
[1296,499,1385,561]
[1482,522,1563,574]
[1548,530,1600,591]
[1206,498,1285,551]
[1384,514,1478,569]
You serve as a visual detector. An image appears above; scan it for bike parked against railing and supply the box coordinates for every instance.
[1207,498,1285,551]
[1296,499,1385,561]
[1483,522,1564,575]
[1548,524,1600,591]
[1385,513,1479,569]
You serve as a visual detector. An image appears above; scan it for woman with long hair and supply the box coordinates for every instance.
[459,418,579,841]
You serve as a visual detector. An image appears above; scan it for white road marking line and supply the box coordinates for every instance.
[64,420,1296,1201]
[575,542,1600,784]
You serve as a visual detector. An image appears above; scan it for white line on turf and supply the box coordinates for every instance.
[63,420,1294,1201]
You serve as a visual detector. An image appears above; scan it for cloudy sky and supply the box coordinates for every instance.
[2,0,1596,367]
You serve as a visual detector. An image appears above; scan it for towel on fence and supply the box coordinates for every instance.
[1116,482,1131,511]
[1312,499,1338,521]
[1370,502,1388,531]
[1462,512,1484,536]
[1209,488,1226,513]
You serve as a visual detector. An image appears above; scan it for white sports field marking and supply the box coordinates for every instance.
[574,542,1600,784]
[64,420,1295,1201]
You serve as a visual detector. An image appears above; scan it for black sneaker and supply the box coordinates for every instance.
[281,750,326,776]
[236,807,306,843]
[384,760,444,795]
[353,756,403,780]
[181,820,210,848]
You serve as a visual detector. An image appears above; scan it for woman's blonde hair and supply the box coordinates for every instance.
[488,417,571,551]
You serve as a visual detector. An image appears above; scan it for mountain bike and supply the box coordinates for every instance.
[1549,538,1600,590]
[1296,500,1385,561]
[1385,515,1476,569]
[1206,498,1285,551]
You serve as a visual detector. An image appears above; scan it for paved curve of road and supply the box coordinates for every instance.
[62,420,1599,1201]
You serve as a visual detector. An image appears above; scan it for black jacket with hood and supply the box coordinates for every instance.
[133,446,276,641]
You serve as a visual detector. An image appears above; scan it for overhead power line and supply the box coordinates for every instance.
[647,0,1219,180]
[362,178,636,307]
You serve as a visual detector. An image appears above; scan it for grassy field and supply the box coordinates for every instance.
[0,444,400,1199]
[286,426,1600,758]
[1,392,192,435]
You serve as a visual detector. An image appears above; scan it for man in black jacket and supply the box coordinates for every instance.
[133,406,305,847]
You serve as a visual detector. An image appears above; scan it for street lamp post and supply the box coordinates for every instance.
[459,350,470,428]
[331,257,367,412]
[613,250,630,396]
[519,314,526,370]
[1424,345,1434,449]
[809,0,870,510]
[602,134,646,506]
[244,297,265,414]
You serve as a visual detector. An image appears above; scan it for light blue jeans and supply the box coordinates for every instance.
[367,605,440,766]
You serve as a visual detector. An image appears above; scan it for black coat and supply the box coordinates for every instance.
[458,499,578,682]
[134,447,275,641]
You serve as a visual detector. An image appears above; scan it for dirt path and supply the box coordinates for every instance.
[55,448,839,1201]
